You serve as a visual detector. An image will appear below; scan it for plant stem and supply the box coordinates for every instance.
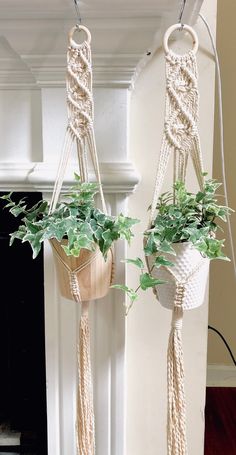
[125,264,155,315]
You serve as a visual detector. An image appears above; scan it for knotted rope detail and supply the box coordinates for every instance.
[149,50,204,227]
[77,305,95,455]
[69,271,82,303]
[49,29,106,215]
[167,285,187,455]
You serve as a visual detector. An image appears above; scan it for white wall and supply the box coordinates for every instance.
[0,89,43,162]
[126,1,217,454]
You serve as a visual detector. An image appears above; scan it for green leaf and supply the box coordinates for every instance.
[9,229,25,245]
[122,257,144,269]
[111,284,130,292]
[158,240,176,255]
[154,255,174,268]
[140,272,166,290]
[144,232,158,256]
[94,210,107,227]
[0,192,13,200]
[111,284,138,304]
[74,172,80,181]
[10,203,27,217]
[23,231,44,258]
[74,235,94,249]
[3,201,15,209]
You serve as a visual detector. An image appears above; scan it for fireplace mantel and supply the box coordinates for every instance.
[0,162,139,194]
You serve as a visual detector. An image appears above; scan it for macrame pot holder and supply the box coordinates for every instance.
[51,239,114,302]
[147,242,209,311]
[49,25,114,455]
[147,24,210,455]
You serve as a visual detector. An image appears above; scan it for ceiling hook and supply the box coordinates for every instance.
[74,0,82,27]
[178,0,187,30]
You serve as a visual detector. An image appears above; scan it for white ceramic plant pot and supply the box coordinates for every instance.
[147,242,210,310]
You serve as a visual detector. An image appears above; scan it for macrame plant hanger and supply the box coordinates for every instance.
[49,24,109,455]
[147,23,209,455]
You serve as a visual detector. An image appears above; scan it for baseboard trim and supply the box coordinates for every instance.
[207,365,236,387]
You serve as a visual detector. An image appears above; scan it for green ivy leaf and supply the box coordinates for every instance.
[140,273,166,290]
[0,192,13,201]
[10,203,27,217]
[154,255,175,268]
[111,284,138,304]
[158,240,176,255]
[144,232,158,256]
[122,257,144,269]
[22,232,44,258]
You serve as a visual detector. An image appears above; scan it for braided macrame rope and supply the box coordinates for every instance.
[49,26,110,455]
[149,45,204,227]
[76,301,95,455]
[164,259,205,455]
[147,24,205,455]
[167,305,186,455]
[49,26,106,215]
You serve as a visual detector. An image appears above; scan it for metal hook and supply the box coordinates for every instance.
[178,0,187,30]
[74,0,82,27]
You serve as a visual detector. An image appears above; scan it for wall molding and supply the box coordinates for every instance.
[0,0,203,88]
[207,365,236,387]
[0,161,140,194]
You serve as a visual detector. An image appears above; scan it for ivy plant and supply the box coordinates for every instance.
[112,177,233,313]
[1,174,139,259]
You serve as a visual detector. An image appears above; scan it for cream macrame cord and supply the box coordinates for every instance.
[164,258,206,455]
[49,25,106,215]
[149,24,204,228]
[147,23,207,455]
[49,25,111,455]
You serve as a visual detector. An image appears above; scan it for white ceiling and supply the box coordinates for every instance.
[0,0,202,21]
[0,0,204,87]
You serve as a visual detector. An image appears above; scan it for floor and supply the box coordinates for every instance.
[204,387,236,454]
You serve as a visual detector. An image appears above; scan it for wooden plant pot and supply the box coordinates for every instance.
[50,239,114,301]
[147,242,209,310]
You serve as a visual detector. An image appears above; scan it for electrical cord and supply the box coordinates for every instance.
[199,14,236,368]
[199,13,236,280]
[208,325,236,366]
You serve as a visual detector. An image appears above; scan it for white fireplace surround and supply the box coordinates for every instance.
[0,158,139,455]
[0,89,139,455]
[0,131,139,455]
[0,2,203,453]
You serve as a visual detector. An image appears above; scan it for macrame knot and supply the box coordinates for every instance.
[174,283,185,308]
[69,271,81,302]
[171,306,183,330]
[187,123,198,137]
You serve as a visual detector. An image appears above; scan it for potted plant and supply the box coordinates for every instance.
[1,173,139,301]
[113,177,232,311]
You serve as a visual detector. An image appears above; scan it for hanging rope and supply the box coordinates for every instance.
[48,25,111,455]
[77,302,95,455]
[164,259,206,455]
[147,23,206,455]
[149,24,204,228]
[167,304,187,455]
[50,240,99,454]
[49,25,106,215]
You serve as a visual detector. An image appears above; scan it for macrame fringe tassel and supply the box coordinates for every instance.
[77,302,95,455]
[167,306,187,455]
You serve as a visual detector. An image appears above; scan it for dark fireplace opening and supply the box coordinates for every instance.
[0,192,48,455]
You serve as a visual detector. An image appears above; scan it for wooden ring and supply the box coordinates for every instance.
[163,23,198,55]
[69,25,91,48]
